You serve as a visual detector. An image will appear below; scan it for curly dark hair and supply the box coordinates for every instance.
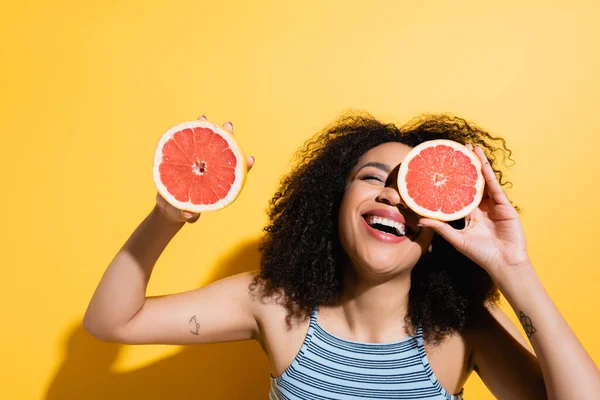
[254,111,514,343]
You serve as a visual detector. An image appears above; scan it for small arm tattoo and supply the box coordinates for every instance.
[519,311,537,338]
[189,315,200,335]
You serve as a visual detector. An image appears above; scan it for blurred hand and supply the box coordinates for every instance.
[155,115,255,224]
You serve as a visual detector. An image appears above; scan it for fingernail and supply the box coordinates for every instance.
[251,156,255,162]
[417,223,424,227]
[184,212,193,219]
[226,121,234,129]
[198,115,206,120]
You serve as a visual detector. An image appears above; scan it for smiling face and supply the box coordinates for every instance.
[338,142,435,279]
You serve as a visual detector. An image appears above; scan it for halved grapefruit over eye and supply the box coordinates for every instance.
[153,121,247,213]
[398,140,484,221]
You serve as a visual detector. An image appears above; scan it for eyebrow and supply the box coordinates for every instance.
[356,161,392,173]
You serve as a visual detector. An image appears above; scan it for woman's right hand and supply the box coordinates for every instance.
[155,115,255,224]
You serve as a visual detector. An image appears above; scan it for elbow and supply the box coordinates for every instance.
[82,314,121,343]
[83,326,115,343]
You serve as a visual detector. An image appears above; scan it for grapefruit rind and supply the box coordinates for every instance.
[153,120,247,213]
[398,140,484,222]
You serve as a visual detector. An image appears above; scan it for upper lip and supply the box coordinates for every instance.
[362,208,406,224]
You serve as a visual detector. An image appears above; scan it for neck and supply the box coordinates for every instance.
[329,265,413,342]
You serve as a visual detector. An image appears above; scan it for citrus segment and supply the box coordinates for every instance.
[153,121,246,213]
[398,140,484,221]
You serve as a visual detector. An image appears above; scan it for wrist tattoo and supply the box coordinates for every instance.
[189,315,200,335]
[519,311,537,338]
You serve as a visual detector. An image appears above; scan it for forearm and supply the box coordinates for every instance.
[495,262,600,400]
[83,205,185,338]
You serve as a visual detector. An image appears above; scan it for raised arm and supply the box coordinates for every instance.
[420,145,600,399]
[83,119,260,345]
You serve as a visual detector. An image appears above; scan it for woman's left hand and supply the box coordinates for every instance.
[418,144,530,275]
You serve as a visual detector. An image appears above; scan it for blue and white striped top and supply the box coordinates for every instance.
[270,309,464,400]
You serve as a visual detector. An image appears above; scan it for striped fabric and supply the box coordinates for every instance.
[270,310,464,400]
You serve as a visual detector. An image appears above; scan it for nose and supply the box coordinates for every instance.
[376,186,408,210]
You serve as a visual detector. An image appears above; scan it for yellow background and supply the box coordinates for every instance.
[2,1,599,399]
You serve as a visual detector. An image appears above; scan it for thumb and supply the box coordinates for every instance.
[419,218,463,248]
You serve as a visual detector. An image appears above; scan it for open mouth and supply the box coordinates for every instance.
[362,214,419,239]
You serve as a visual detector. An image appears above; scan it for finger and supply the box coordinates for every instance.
[482,184,490,200]
[477,197,490,213]
[183,211,200,222]
[223,121,234,133]
[418,218,464,248]
[197,115,207,121]
[187,214,201,223]
[247,156,255,171]
[464,210,473,227]
[475,146,510,205]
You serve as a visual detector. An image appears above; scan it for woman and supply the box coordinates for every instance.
[84,112,600,399]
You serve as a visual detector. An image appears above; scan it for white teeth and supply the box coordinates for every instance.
[366,215,406,236]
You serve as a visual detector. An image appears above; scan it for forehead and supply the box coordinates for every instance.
[356,142,413,167]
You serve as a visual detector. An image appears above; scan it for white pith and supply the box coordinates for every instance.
[398,139,484,222]
[153,121,246,213]
[366,215,406,236]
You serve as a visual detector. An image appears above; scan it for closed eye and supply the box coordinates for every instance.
[359,175,385,183]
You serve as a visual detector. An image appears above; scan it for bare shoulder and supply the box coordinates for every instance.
[245,272,306,325]
[461,304,545,399]
[425,328,472,395]
[224,270,287,325]
[249,274,310,336]
[426,305,540,397]
[247,275,311,376]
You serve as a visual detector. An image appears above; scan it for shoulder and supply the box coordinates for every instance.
[462,303,535,371]
[241,271,310,335]
[461,304,545,399]
[462,303,533,354]
[423,305,536,395]
[244,273,311,374]
[213,271,301,344]
[425,328,473,394]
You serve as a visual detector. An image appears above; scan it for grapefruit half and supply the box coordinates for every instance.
[398,140,484,221]
[153,120,247,213]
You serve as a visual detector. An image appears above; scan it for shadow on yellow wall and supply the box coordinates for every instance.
[46,239,271,399]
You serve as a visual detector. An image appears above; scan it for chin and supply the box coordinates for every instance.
[350,245,424,279]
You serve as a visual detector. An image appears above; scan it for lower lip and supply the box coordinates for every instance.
[361,217,409,244]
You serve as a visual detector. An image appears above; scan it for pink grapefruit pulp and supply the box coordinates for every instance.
[153,121,247,213]
[398,140,484,221]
